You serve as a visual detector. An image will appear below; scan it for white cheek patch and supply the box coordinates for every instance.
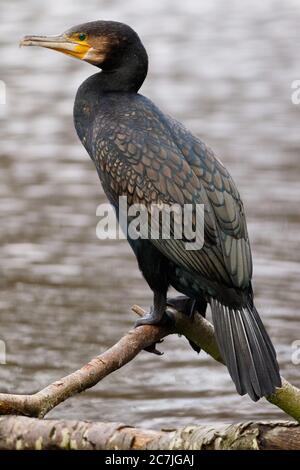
[83,47,106,65]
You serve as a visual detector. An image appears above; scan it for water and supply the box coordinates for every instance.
[0,0,299,428]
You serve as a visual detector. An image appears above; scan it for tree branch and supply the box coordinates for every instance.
[0,305,299,422]
[0,416,299,450]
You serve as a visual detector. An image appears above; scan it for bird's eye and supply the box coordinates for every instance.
[79,33,87,41]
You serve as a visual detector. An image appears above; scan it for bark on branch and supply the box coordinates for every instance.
[0,305,299,422]
[0,416,299,450]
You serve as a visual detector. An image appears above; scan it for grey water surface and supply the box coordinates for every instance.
[0,0,299,428]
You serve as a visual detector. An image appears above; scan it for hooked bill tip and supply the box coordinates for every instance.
[20,36,35,47]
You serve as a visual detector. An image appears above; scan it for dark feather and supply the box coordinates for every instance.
[211,300,281,401]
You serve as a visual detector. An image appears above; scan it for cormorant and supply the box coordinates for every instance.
[21,21,281,401]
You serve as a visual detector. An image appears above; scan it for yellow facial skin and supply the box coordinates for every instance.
[20,32,93,61]
[61,33,91,59]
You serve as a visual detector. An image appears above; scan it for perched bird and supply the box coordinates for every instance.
[21,21,281,401]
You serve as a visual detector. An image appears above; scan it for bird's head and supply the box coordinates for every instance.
[20,20,147,71]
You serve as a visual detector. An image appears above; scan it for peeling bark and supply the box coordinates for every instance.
[0,417,299,450]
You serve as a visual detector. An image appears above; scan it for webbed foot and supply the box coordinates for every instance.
[167,295,207,319]
[135,306,171,327]
[135,307,168,328]
[166,295,207,354]
[134,304,174,356]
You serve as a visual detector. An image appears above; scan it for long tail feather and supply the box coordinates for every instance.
[211,299,281,401]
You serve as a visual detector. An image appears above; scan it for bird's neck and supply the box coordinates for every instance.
[96,44,148,93]
[92,44,148,93]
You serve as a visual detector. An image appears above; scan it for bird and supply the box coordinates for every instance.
[20,20,281,401]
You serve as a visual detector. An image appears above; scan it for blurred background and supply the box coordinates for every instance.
[0,0,299,428]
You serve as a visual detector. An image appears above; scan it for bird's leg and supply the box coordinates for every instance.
[167,295,207,319]
[135,291,169,327]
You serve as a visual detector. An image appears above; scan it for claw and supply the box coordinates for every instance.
[145,339,164,356]
[134,307,174,356]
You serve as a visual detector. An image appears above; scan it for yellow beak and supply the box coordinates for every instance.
[20,34,91,60]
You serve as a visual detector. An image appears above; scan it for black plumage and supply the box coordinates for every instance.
[21,20,281,401]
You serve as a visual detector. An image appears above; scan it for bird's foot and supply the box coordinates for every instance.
[135,306,173,328]
[167,295,205,354]
[135,306,174,356]
[144,339,164,356]
[166,295,198,319]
